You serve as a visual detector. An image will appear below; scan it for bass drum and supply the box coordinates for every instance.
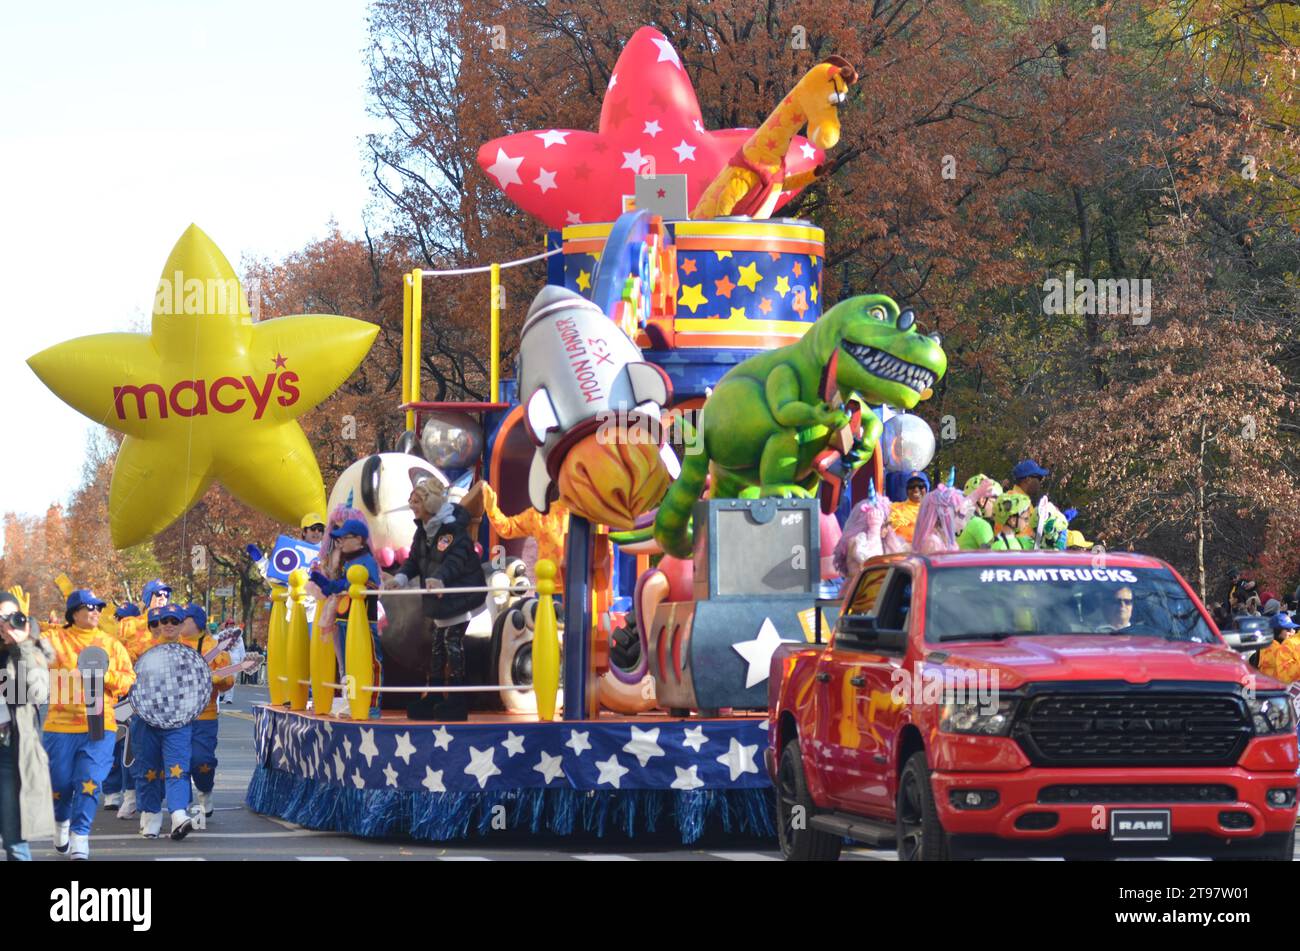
[131,642,212,729]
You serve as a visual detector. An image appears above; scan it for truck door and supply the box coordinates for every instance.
[848,567,912,815]
[813,565,890,811]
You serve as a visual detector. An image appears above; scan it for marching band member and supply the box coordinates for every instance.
[134,604,195,840]
[101,602,140,811]
[43,589,135,860]
[180,604,232,818]
[115,578,172,821]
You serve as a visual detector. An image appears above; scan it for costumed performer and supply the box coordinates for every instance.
[990,494,1034,551]
[100,601,140,810]
[113,578,172,822]
[956,474,1001,550]
[133,604,195,840]
[43,589,135,860]
[1006,459,1049,539]
[479,480,568,589]
[310,519,383,720]
[388,478,486,722]
[888,470,929,543]
[911,483,971,555]
[247,511,324,626]
[832,484,906,579]
[180,604,232,818]
[1258,613,1300,684]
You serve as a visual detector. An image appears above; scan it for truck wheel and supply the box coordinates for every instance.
[776,739,842,861]
[896,752,951,861]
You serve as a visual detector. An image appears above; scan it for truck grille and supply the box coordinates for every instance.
[1015,692,1252,767]
[1038,784,1237,804]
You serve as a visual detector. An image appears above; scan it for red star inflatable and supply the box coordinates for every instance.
[476,26,823,229]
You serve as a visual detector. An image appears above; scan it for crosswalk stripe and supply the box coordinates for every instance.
[574,854,637,861]
[156,857,206,861]
[437,855,491,861]
[709,851,781,861]
[296,856,350,861]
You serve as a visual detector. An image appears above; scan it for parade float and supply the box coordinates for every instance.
[30,27,949,844]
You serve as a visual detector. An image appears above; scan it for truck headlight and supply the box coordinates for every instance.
[939,699,1017,736]
[1251,695,1296,735]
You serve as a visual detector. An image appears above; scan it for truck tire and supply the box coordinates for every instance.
[1213,828,1295,862]
[896,752,951,861]
[776,739,842,861]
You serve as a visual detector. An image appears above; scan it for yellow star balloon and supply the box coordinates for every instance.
[28,225,378,548]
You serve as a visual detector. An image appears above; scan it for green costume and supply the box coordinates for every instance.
[957,516,994,549]
[652,295,947,558]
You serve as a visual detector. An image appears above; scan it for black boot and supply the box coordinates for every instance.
[431,692,468,722]
[406,680,444,720]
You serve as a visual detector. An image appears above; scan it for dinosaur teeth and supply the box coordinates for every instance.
[845,344,935,393]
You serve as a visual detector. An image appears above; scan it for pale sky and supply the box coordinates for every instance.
[0,1,378,536]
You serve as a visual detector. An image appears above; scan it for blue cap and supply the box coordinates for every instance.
[905,471,931,490]
[1272,613,1299,631]
[65,590,107,617]
[1012,460,1050,481]
[330,518,370,540]
[147,604,185,624]
[114,603,141,620]
[141,579,172,604]
[184,603,207,630]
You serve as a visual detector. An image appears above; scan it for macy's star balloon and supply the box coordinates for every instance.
[27,225,379,548]
[475,26,824,229]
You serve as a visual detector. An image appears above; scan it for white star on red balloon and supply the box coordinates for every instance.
[474,26,822,229]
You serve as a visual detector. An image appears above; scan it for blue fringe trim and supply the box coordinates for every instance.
[246,766,775,844]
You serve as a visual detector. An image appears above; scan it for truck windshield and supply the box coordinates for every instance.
[924,565,1217,644]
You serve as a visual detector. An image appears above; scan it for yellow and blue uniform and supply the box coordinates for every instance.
[42,598,136,836]
[116,586,171,805]
[182,621,233,797]
[102,602,141,800]
[134,604,194,819]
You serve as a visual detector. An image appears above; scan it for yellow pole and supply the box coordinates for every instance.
[533,559,560,721]
[310,591,335,716]
[403,273,414,432]
[344,564,375,721]
[490,261,500,403]
[266,586,288,706]
[285,569,310,711]
[410,269,423,410]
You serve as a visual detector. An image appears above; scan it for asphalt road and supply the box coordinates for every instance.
[22,688,1300,861]
[24,686,815,862]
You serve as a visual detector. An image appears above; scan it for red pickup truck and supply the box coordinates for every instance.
[767,551,1299,860]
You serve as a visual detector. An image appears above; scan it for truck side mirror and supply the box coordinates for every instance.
[838,614,877,638]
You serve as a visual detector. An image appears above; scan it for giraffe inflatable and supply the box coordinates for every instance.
[690,56,858,219]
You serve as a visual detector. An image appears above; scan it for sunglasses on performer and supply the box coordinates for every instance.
[148,617,182,628]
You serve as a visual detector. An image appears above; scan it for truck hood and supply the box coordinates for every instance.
[928,635,1268,690]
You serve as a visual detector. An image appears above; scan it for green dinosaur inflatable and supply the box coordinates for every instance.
[653,294,948,558]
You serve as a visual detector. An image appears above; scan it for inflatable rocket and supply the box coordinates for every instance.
[518,286,679,527]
